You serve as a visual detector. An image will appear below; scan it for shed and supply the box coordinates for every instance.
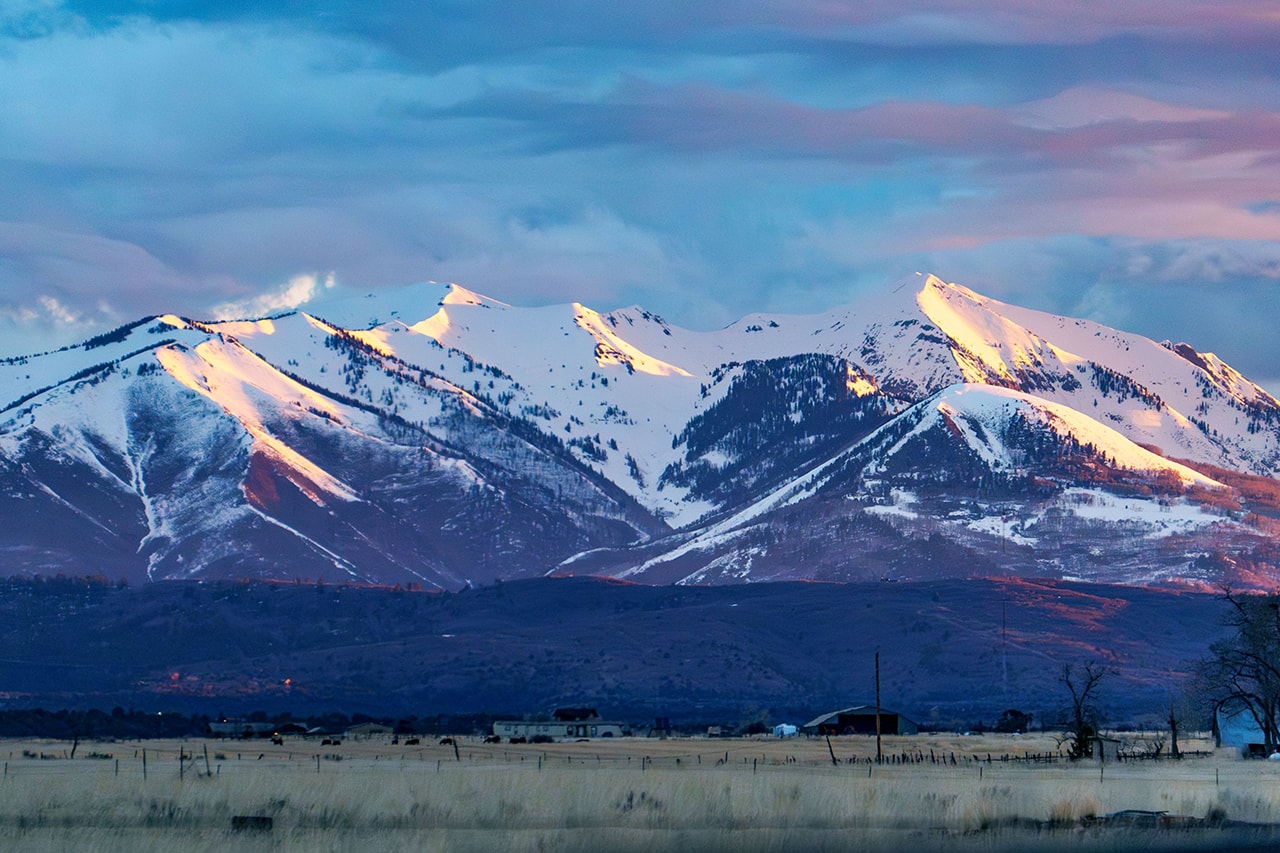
[1091,735,1122,764]
[802,706,919,736]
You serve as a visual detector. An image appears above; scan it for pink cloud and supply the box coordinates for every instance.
[773,0,1280,43]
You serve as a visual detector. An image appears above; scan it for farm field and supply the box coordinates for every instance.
[1,732,1277,852]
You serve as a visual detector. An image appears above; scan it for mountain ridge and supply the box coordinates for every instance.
[0,573,1231,723]
[3,274,1279,589]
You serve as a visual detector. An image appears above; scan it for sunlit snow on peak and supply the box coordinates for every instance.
[916,275,1083,384]
[155,339,359,505]
[929,384,1221,488]
[441,283,508,308]
[573,304,692,377]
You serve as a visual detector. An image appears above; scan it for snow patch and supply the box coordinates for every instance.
[1051,487,1230,539]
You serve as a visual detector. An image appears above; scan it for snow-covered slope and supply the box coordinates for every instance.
[3,274,1280,588]
[872,384,1219,489]
[586,384,1243,586]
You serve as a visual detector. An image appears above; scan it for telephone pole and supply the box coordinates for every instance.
[875,651,883,764]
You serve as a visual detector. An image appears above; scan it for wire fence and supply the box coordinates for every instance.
[0,735,1222,784]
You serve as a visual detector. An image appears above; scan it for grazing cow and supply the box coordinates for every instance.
[404,737,421,746]
[439,737,454,746]
[509,736,527,744]
[484,735,501,744]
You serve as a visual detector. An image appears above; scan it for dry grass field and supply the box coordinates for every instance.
[1,731,1278,852]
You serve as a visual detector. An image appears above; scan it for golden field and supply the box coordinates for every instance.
[1,731,1277,852]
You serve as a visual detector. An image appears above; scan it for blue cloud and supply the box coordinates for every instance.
[1,0,1278,394]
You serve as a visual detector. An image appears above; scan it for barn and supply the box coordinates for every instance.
[802,705,919,736]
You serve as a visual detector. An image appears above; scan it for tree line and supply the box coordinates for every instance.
[0,708,502,740]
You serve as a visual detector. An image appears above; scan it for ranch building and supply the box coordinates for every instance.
[344,722,394,739]
[802,705,919,736]
[494,708,629,740]
[207,720,278,739]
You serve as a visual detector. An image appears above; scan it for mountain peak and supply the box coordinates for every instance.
[440,282,508,309]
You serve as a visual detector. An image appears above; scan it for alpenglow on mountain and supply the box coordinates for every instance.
[3,275,1280,589]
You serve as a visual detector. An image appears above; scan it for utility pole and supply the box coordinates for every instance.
[875,651,883,765]
[1002,599,1008,696]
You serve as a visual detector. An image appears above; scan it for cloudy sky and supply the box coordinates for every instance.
[3,2,1280,386]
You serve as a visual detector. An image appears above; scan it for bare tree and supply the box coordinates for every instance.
[1204,589,1280,751]
[1167,695,1182,758]
[1164,669,1217,760]
[1058,661,1109,760]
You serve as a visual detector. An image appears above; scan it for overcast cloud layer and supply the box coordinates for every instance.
[2,1,1280,387]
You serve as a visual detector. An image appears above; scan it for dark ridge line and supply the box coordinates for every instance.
[0,340,178,415]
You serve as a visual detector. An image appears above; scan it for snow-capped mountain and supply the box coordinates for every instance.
[3,274,1279,588]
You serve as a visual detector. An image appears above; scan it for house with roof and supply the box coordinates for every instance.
[493,707,630,740]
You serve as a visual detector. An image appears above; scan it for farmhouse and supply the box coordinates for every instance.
[493,708,629,740]
[802,705,919,736]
